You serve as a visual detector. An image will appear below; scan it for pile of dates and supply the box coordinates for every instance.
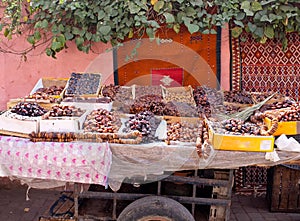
[123,111,161,143]
[11,102,47,117]
[277,109,300,122]
[102,84,121,100]
[36,85,64,95]
[44,105,85,118]
[223,90,253,104]
[166,121,201,143]
[24,86,65,103]
[83,108,121,133]
[193,86,224,117]
[260,100,294,112]
[222,118,261,135]
[135,85,162,99]
[66,73,101,95]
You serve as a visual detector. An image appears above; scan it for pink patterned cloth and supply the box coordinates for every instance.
[0,136,111,187]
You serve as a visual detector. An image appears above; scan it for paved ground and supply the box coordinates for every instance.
[1,178,300,221]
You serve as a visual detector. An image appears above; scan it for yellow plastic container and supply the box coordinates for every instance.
[264,117,298,136]
[208,126,274,152]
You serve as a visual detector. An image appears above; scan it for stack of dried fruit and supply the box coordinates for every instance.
[83,108,121,133]
[123,111,161,143]
[43,105,85,118]
[11,102,47,117]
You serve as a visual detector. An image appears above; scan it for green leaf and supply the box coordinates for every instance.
[241,1,251,10]
[236,12,246,21]
[173,24,180,34]
[128,2,140,14]
[51,41,63,51]
[163,12,175,23]
[98,10,105,20]
[0,24,3,32]
[254,27,264,38]
[46,48,53,57]
[85,32,92,40]
[187,24,199,34]
[154,1,164,12]
[231,27,243,38]
[41,20,49,29]
[234,20,244,28]
[247,22,257,32]
[64,32,74,40]
[176,0,184,3]
[146,27,155,39]
[75,37,84,46]
[264,26,274,39]
[251,2,263,12]
[34,31,41,41]
[27,35,35,45]
[4,28,9,37]
[99,25,111,35]
[185,7,196,17]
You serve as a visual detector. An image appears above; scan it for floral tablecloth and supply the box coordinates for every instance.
[0,136,112,188]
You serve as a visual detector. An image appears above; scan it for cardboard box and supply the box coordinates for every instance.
[0,111,39,134]
[208,123,274,152]
[39,111,89,133]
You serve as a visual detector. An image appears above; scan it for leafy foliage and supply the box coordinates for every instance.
[0,0,299,57]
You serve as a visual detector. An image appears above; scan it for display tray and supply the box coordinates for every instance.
[64,72,102,97]
[0,111,39,134]
[61,97,112,111]
[7,99,57,111]
[264,117,299,136]
[40,111,89,133]
[207,122,274,152]
[30,77,68,98]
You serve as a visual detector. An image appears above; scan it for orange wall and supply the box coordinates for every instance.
[0,29,231,110]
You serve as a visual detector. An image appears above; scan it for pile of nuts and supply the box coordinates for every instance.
[222,118,261,135]
[251,92,285,103]
[11,102,47,117]
[65,73,101,95]
[43,105,85,118]
[170,101,199,117]
[83,108,121,133]
[223,90,253,104]
[135,85,162,99]
[166,120,202,143]
[123,111,161,143]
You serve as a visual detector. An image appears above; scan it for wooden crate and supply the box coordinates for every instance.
[267,164,300,212]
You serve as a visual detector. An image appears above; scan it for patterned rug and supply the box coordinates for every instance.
[231,32,300,99]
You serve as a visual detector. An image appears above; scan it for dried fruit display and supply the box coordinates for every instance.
[163,86,196,106]
[223,90,253,104]
[166,120,202,143]
[43,105,85,118]
[102,84,121,100]
[65,73,101,96]
[83,108,121,133]
[135,85,162,99]
[10,102,47,117]
[123,111,161,143]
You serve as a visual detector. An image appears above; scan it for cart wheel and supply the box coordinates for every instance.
[117,196,195,221]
